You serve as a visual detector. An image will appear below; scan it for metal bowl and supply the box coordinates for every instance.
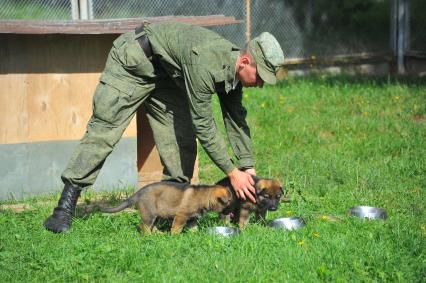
[208,226,240,237]
[268,217,306,230]
[348,206,387,220]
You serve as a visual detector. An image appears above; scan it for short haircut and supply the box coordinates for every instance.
[240,44,257,67]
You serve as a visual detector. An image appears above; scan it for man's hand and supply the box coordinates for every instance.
[244,168,256,176]
[227,168,256,203]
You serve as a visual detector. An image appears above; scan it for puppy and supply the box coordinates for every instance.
[100,181,232,234]
[217,176,284,228]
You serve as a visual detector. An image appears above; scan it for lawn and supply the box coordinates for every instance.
[0,75,425,282]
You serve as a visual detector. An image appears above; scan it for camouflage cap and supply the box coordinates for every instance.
[248,32,284,85]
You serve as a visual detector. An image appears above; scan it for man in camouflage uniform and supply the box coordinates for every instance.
[44,21,285,233]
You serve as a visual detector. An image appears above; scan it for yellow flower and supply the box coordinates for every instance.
[321,215,329,221]
[286,210,294,216]
[298,240,305,246]
[313,232,320,238]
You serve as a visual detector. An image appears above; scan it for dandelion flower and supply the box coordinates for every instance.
[321,215,329,221]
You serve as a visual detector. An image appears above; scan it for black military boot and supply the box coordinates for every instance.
[43,182,82,233]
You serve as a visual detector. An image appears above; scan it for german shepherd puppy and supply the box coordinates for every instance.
[100,181,232,234]
[216,176,284,228]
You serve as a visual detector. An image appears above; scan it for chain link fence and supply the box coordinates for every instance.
[408,0,426,53]
[1,0,72,20]
[1,0,425,60]
[251,0,391,58]
[90,0,246,48]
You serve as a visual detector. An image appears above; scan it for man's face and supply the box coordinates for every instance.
[236,56,264,88]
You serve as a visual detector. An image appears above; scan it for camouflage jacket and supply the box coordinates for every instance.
[103,22,254,174]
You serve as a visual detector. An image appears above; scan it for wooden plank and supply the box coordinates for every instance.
[136,108,164,186]
[0,34,136,144]
[283,52,393,68]
[136,108,199,187]
[406,50,426,59]
[0,15,242,34]
[0,74,29,143]
[0,73,138,144]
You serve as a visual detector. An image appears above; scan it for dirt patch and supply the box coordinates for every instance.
[319,131,335,139]
[0,204,33,213]
[412,114,426,123]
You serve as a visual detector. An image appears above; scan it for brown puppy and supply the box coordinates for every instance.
[100,181,232,234]
[217,176,284,228]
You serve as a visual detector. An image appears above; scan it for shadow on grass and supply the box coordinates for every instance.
[72,188,295,234]
[74,198,230,234]
[75,200,116,219]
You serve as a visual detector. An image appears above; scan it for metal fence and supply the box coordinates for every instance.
[1,0,425,60]
[408,0,426,54]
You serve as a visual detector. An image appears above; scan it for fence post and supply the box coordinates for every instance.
[245,0,251,43]
[392,0,409,75]
[88,0,94,20]
[78,0,94,20]
[71,0,79,20]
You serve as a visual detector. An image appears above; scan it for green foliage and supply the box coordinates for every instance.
[0,1,70,20]
[289,0,390,34]
[287,0,390,55]
[1,76,425,282]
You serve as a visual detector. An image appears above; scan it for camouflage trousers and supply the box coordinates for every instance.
[61,73,197,188]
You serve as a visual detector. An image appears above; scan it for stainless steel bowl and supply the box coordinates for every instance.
[268,217,306,230]
[348,206,387,220]
[208,226,240,237]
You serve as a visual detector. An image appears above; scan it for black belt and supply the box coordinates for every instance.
[135,25,153,59]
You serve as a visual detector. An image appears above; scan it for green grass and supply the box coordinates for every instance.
[1,76,425,282]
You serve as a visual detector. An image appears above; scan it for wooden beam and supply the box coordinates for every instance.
[0,15,242,34]
[282,52,393,68]
[405,50,426,59]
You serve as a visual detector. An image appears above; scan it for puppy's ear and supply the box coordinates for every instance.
[251,175,260,183]
[255,184,264,195]
[255,179,268,195]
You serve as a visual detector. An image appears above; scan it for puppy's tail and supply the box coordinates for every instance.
[100,190,143,213]
[100,197,134,213]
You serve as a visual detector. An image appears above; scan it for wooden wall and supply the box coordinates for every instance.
[0,33,197,193]
[0,34,137,144]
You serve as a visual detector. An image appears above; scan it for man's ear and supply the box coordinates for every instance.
[237,55,251,69]
[240,55,251,66]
